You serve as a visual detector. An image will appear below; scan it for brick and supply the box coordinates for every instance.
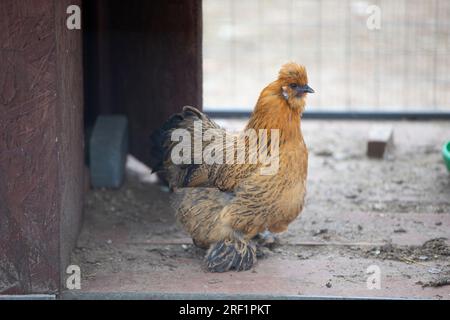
[367,125,394,158]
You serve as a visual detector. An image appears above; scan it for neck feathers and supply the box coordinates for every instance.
[246,81,303,144]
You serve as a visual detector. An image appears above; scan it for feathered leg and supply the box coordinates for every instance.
[204,237,256,272]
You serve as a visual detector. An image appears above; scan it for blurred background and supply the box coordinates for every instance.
[203,0,450,112]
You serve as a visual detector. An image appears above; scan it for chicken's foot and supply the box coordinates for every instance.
[204,239,256,272]
[255,230,280,248]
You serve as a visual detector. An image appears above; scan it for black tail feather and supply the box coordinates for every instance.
[149,114,182,173]
[149,107,203,173]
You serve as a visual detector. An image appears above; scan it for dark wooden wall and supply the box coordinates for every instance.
[84,0,203,165]
[0,0,84,294]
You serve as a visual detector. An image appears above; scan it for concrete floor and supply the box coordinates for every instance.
[68,120,450,299]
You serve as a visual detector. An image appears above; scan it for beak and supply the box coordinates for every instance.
[297,84,314,94]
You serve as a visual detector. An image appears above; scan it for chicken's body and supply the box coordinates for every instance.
[150,63,312,272]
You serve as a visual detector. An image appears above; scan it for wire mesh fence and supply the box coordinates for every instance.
[203,0,450,112]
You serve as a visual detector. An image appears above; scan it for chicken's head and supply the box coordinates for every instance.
[278,62,314,112]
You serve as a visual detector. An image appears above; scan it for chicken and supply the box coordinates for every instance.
[150,62,313,272]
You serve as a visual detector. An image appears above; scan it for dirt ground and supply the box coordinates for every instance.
[70,120,450,299]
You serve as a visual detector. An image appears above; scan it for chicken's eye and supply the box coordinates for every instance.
[289,83,298,89]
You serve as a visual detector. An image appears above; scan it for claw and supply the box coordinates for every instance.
[205,240,256,272]
[255,230,280,249]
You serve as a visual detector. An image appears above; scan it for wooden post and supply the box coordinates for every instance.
[0,0,84,294]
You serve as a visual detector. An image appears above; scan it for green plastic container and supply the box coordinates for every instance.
[443,141,450,172]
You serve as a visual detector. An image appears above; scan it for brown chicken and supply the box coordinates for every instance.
[150,62,313,272]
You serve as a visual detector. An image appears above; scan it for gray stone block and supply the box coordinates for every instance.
[89,115,128,188]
